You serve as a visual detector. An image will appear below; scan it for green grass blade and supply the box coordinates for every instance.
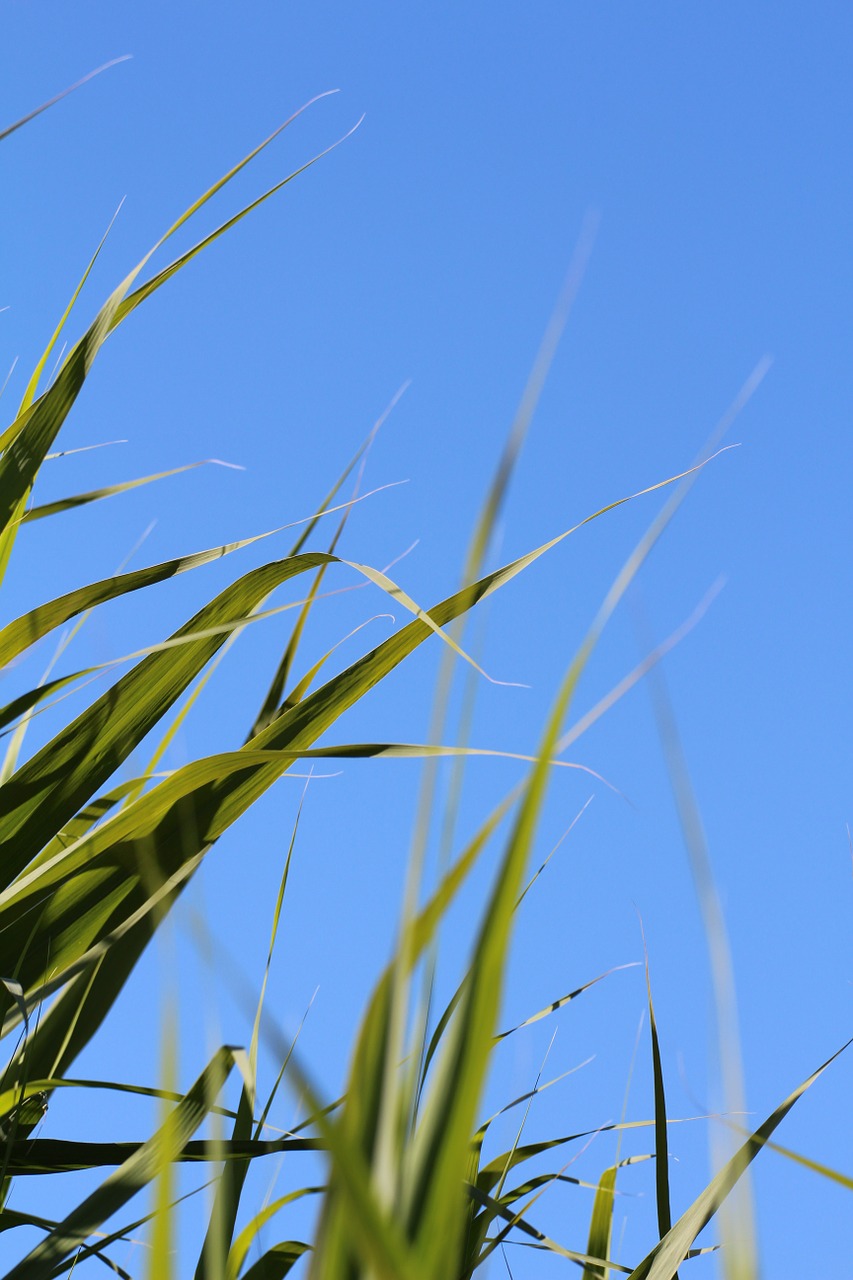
[643,940,676,1254]
[21,459,239,523]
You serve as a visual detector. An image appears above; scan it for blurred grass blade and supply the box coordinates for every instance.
[21,459,240,523]
[581,1165,619,1280]
[147,1001,179,1280]
[0,58,131,142]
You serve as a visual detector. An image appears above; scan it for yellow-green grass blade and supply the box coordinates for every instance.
[628,1038,853,1280]
[0,743,515,1096]
[4,1044,238,1280]
[286,1056,426,1280]
[477,1116,708,1194]
[0,214,119,590]
[0,671,101,736]
[399,680,572,1276]
[2,543,471,900]
[0,93,345,547]
[0,556,333,892]
[582,1165,619,1280]
[147,1001,179,1280]
[30,1176,227,1279]
[0,59,131,143]
[21,459,239,523]
[0,484,390,669]
[0,740,586,990]
[0,1073,239,1131]
[107,103,359,341]
[729,1129,853,1191]
[224,1190,318,1280]
[408,227,597,1118]
[0,521,295,669]
[401,484,677,1276]
[249,412,386,738]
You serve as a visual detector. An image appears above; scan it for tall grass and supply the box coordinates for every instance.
[1,77,849,1280]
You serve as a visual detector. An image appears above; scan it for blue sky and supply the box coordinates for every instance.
[3,3,853,1276]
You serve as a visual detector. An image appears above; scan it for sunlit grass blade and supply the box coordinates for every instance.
[581,1165,619,1280]
[0,92,347,549]
[0,484,393,669]
[21,458,241,523]
[147,1000,179,1280]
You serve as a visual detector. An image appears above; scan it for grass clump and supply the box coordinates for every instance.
[0,74,849,1280]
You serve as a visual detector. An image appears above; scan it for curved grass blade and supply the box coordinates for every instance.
[21,459,240,524]
[0,59,131,143]
[0,483,392,668]
[240,1242,311,1280]
[224,1191,318,1280]
[0,92,347,547]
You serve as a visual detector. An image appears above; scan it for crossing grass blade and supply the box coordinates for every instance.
[628,1038,853,1280]
[4,1045,241,1280]
[6,63,823,1278]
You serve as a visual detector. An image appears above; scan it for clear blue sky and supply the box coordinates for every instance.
[3,3,852,1276]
